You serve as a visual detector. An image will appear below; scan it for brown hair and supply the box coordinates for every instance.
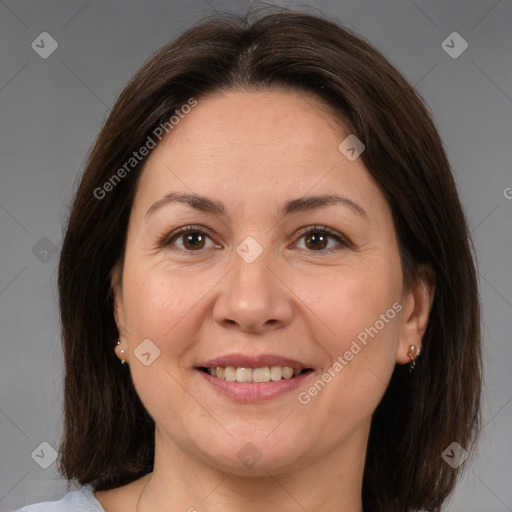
[58,8,481,511]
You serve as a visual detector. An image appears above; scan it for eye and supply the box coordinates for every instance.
[158,226,220,251]
[294,226,350,252]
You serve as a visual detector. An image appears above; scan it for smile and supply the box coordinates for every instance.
[201,365,309,383]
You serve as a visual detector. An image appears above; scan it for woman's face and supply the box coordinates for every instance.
[113,89,428,476]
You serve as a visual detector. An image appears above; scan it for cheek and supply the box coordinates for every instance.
[294,257,403,422]
[122,260,216,343]
[120,265,215,426]
[299,256,403,352]
[120,260,229,407]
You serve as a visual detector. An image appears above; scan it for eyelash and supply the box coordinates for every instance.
[156,225,351,254]
[293,225,351,252]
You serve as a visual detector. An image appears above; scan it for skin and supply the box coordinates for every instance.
[97,89,434,511]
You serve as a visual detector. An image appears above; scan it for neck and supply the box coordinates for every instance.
[137,425,368,512]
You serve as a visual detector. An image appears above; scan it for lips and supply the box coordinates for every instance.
[196,353,314,401]
[200,353,309,370]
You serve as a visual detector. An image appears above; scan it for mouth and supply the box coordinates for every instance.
[198,365,313,383]
[196,354,315,401]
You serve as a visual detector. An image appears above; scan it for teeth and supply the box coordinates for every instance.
[282,366,294,379]
[270,365,282,381]
[207,365,302,383]
[235,367,252,383]
[224,366,236,382]
[253,367,270,383]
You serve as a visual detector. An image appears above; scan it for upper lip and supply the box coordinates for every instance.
[200,353,310,370]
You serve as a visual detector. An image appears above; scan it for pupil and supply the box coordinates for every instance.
[306,233,327,250]
[184,233,205,250]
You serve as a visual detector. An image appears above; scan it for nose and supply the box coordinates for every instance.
[213,246,294,334]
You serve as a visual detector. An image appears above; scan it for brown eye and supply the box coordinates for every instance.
[295,226,349,253]
[304,232,328,250]
[160,227,219,252]
[182,232,206,250]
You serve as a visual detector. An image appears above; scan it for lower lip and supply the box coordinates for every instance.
[197,369,313,402]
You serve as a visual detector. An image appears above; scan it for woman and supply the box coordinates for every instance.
[17,8,481,512]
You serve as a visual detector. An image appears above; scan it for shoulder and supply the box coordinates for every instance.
[13,487,104,512]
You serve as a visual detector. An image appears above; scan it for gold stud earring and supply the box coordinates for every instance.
[407,345,420,371]
[116,340,127,365]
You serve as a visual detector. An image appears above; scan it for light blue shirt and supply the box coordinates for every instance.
[13,487,104,512]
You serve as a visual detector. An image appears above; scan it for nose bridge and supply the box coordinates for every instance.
[213,238,293,332]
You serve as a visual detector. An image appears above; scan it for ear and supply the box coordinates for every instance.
[111,262,130,362]
[110,261,128,339]
[396,266,436,364]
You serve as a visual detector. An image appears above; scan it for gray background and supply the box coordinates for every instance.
[0,0,511,510]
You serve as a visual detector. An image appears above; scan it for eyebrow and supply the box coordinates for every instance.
[283,194,368,219]
[145,192,225,217]
[145,192,368,220]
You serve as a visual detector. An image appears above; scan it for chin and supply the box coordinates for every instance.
[194,431,308,476]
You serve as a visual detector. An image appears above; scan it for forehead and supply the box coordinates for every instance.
[133,89,388,222]
[158,89,347,167]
